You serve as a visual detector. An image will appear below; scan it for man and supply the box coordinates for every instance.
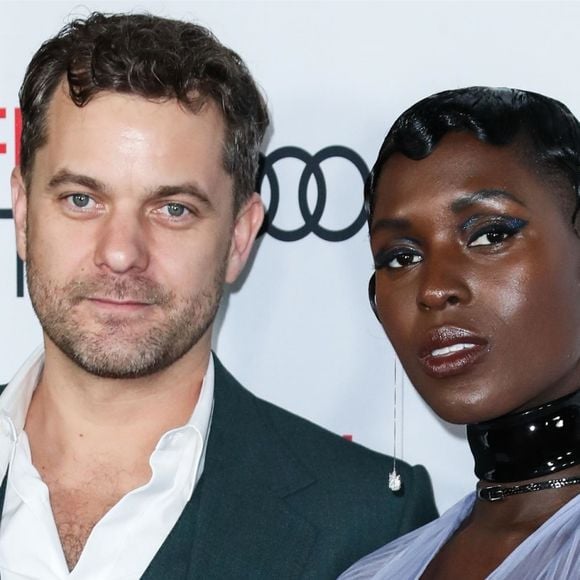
[2,12,437,579]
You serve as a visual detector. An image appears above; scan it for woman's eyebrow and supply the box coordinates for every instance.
[370,217,410,236]
[451,189,527,213]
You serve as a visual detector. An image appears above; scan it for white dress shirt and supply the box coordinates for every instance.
[0,346,214,580]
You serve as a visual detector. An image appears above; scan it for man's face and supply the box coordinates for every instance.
[12,86,263,378]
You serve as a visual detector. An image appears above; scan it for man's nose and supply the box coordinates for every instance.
[93,211,150,274]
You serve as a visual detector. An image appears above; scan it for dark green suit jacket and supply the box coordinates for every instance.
[0,358,437,579]
[140,358,437,578]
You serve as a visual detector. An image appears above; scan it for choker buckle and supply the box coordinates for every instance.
[477,485,504,502]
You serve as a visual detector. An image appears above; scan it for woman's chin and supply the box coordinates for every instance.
[422,395,509,426]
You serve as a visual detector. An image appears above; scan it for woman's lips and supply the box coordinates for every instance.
[418,326,489,378]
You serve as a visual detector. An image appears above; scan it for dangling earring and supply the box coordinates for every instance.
[388,358,403,492]
[368,272,403,492]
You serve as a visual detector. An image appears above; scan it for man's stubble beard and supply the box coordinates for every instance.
[26,250,227,380]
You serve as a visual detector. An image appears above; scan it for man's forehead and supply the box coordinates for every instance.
[41,88,225,160]
[29,86,232,200]
[45,81,224,132]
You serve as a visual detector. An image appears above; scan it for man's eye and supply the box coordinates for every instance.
[66,194,95,209]
[163,203,189,218]
[71,194,91,208]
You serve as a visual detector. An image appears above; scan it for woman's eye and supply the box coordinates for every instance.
[468,230,509,247]
[386,251,422,269]
[467,218,528,248]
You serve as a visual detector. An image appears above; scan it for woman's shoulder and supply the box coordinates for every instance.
[490,492,580,579]
[340,491,580,580]
[338,494,475,579]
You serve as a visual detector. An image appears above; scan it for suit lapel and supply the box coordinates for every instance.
[184,358,319,578]
[186,474,317,579]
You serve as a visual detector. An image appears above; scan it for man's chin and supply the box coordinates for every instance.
[63,347,179,380]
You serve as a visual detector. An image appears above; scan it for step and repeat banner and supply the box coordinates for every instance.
[1,0,579,512]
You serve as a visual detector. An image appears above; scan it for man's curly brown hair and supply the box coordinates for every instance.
[18,12,269,211]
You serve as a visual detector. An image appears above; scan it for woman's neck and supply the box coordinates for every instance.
[467,388,580,483]
[465,388,580,526]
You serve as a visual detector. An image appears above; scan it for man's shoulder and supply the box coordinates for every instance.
[212,357,438,564]
[213,357,429,490]
[253,388,436,504]
[255,390,390,471]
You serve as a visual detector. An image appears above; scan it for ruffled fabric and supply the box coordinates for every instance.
[340,492,580,579]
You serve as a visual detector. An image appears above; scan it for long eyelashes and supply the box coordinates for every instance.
[374,246,422,270]
[466,217,528,247]
[373,215,529,271]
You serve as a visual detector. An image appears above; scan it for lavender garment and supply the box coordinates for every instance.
[339,492,580,580]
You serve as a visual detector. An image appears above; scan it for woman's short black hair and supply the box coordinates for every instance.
[365,87,580,225]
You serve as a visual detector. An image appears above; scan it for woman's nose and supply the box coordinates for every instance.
[416,255,471,311]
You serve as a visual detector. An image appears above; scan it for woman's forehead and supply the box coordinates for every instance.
[374,133,566,215]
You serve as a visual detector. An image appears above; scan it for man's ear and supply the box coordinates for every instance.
[225,192,264,284]
[11,167,28,261]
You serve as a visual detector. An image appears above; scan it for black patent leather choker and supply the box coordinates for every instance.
[467,389,580,483]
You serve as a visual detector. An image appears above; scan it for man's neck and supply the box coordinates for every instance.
[24,337,210,469]
[19,338,212,572]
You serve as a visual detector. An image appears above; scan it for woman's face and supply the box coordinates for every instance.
[371,133,580,424]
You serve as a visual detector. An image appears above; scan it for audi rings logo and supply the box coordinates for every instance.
[257,146,369,242]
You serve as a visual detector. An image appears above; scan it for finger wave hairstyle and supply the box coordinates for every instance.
[365,87,580,226]
[19,12,269,211]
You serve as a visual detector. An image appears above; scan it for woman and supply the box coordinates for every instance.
[340,87,580,579]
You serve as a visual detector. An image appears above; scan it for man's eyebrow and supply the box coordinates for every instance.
[150,183,213,209]
[370,217,411,235]
[47,171,214,209]
[47,170,108,193]
[451,189,527,213]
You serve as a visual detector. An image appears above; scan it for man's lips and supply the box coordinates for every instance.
[85,297,155,312]
[418,326,489,378]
